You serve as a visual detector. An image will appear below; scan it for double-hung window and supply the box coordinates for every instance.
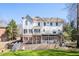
[44,22,46,26]
[50,22,52,26]
[38,22,40,26]
[24,29,27,34]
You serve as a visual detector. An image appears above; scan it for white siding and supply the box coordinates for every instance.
[22,17,63,35]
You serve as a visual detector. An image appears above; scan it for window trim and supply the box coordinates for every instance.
[56,22,58,26]
[24,29,27,34]
[50,22,52,26]
[38,22,40,26]
[44,22,46,26]
[34,29,40,33]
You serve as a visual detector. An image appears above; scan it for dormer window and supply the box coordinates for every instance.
[56,22,58,26]
[50,22,52,26]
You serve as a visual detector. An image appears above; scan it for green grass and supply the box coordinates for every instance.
[0,49,79,56]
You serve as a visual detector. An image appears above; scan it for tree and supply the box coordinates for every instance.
[71,28,77,41]
[6,19,18,40]
[63,23,74,41]
[66,4,79,48]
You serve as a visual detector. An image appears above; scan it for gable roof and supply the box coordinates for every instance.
[22,15,64,23]
[32,17,64,23]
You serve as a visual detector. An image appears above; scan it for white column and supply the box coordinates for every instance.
[32,39,33,44]
[22,36,24,43]
[41,36,42,44]
[36,36,37,44]
[23,36,25,43]
[28,37,29,44]
[47,35,49,44]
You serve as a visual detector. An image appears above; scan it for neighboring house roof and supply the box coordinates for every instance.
[0,20,22,36]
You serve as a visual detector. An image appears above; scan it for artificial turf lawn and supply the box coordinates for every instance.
[0,49,79,56]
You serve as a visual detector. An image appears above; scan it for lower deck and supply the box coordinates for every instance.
[22,35,63,44]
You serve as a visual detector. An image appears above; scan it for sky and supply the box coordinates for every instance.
[0,3,68,24]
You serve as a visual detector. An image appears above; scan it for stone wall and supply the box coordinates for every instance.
[20,44,60,50]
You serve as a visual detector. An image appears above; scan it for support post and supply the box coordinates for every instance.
[36,36,37,44]
[23,36,24,43]
[41,36,42,44]
[28,37,29,43]
[48,35,49,44]
[32,38,33,44]
[59,35,62,47]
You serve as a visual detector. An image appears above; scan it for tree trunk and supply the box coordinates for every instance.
[77,35,79,48]
[77,39,79,48]
[76,34,79,48]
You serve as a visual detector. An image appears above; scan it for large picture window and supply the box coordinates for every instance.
[34,29,40,33]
